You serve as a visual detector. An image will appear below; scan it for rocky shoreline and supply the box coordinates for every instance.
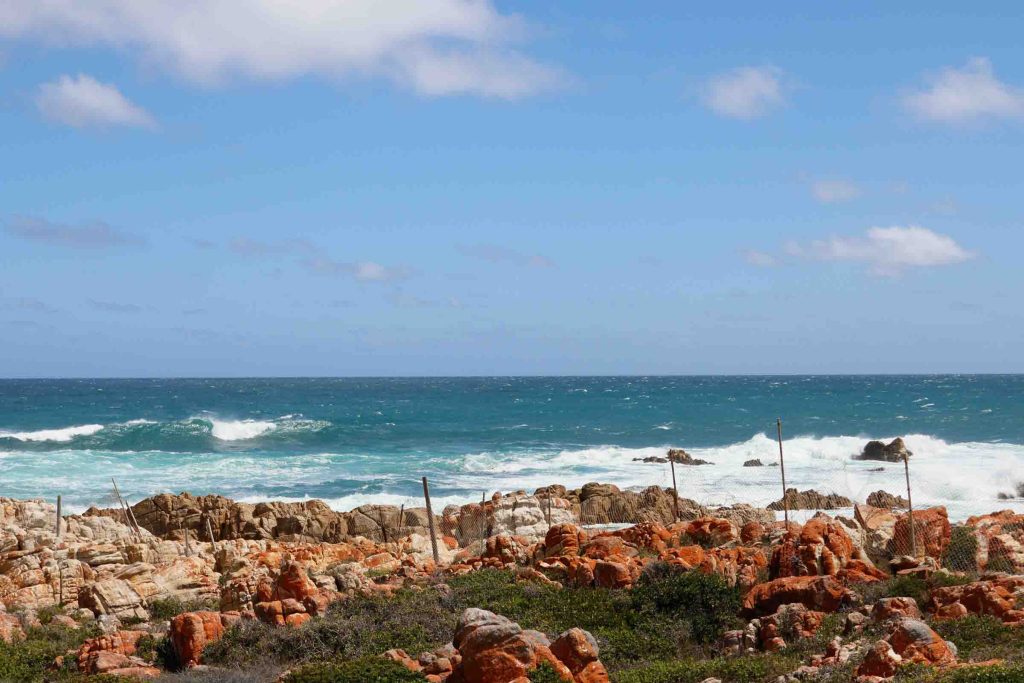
[3,468,1024,682]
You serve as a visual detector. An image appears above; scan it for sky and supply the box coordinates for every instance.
[1,2,1022,377]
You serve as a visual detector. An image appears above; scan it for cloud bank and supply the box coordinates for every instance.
[1,0,561,99]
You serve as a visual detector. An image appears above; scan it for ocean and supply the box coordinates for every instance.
[1,376,1022,521]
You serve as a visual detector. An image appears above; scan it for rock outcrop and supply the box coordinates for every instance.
[857,438,912,463]
[666,449,712,466]
[768,489,853,511]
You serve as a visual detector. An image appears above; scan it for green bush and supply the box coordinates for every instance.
[0,622,100,682]
[148,596,219,621]
[613,652,803,683]
[931,615,1024,663]
[942,527,979,573]
[283,656,425,682]
[529,662,566,683]
[855,574,929,606]
[630,564,742,645]
[896,663,1024,682]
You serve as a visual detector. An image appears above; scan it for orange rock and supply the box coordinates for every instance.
[550,628,609,683]
[742,576,854,617]
[543,524,587,558]
[770,517,859,579]
[76,630,147,673]
[170,611,226,667]
[686,518,738,547]
[274,560,318,602]
[888,618,957,667]
[741,521,765,545]
[580,536,637,560]
[928,576,1024,624]
[448,608,573,683]
[872,597,921,622]
[892,507,950,559]
[593,560,634,589]
[613,523,671,553]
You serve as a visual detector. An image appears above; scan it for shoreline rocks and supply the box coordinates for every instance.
[768,488,854,511]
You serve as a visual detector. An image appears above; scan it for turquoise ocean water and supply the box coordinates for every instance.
[1,376,1022,520]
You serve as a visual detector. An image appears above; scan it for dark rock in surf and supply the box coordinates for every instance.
[633,456,668,463]
[857,438,912,463]
[866,490,908,509]
[743,459,764,467]
[666,449,712,466]
[768,488,853,511]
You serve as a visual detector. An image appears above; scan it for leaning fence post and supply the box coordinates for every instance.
[205,516,217,553]
[776,418,789,527]
[903,452,917,557]
[669,457,680,522]
[422,477,440,564]
[55,495,62,539]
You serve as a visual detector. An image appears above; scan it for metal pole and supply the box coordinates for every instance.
[422,477,440,564]
[55,495,62,538]
[670,458,680,522]
[776,418,789,527]
[904,452,917,557]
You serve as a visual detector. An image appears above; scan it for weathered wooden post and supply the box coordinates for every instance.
[776,418,789,527]
[55,495,62,539]
[205,517,217,552]
[669,457,680,522]
[182,523,192,558]
[422,477,440,564]
[904,452,917,557]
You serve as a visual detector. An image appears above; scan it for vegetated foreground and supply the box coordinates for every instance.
[3,474,1024,682]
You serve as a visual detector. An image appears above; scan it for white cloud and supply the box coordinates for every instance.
[35,74,155,129]
[1,0,560,99]
[811,179,861,204]
[903,57,1024,123]
[743,250,778,267]
[303,257,412,283]
[787,225,974,276]
[700,66,785,119]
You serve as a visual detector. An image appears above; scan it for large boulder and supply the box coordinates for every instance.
[550,628,610,682]
[78,579,147,620]
[170,611,229,667]
[448,608,572,682]
[742,576,855,617]
[928,576,1024,625]
[857,438,912,463]
[666,449,712,465]
[891,507,950,559]
[770,516,864,579]
[856,618,956,680]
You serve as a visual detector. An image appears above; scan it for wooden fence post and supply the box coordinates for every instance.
[904,452,917,557]
[776,419,789,527]
[422,477,440,564]
[55,495,62,539]
[670,458,680,522]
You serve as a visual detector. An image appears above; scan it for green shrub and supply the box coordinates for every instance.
[985,556,1016,574]
[283,656,425,682]
[613,652,803,683]
[931,615,1024,663]
[855,574,929,606]
[148,596,219,621]
[630,564,742,645]
[0,622,100,682]
[942,527,979,573]
[529,662,566,683]
[896,663,1024,682]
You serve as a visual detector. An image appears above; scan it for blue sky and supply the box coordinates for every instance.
[1,2,1022,376]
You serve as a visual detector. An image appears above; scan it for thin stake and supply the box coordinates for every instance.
[776,418,789,527]
[670,458,680,523]
[205,516,217,552]
[55,495,62,539]
[422,477,440,564]
[125,498,142,538]
[182,523,192,558]
[376,507,388,544]
[111,479,135,538]
[397,504,405,540]
[904,452,917,557]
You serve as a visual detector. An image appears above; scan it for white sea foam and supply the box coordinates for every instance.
[209,419,276,441]
[0,424,104,442]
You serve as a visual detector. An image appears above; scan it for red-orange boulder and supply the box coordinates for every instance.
[170,611,227,667]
